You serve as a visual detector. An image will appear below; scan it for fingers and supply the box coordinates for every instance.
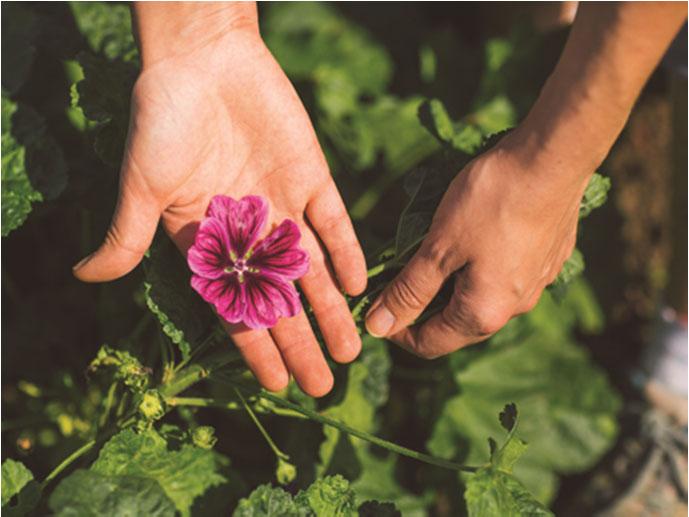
[224,322,290,393]
[365,240,458,338]
[306,180,367,296]
[226,303,337,398]
[299,229,362,364]
[270,311,333,397]
[73,179,160,282]
[391,270,513,358]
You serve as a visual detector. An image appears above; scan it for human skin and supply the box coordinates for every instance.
[72,2,368,397]
[366,2,688,357]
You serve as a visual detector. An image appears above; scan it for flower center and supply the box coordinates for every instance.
[224,255,258,283]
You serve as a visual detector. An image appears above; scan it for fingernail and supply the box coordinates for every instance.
[366,304,395,337]
[72,254,92,271]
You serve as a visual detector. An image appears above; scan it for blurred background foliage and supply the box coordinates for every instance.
[1,2,680,515]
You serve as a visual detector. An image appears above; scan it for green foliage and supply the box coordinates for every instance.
[428,286,620,503]
[2,4,623,516]
[418,98,483,153]
[1,96,67,236]
[1,4,40,95]
[233,484,302,517]
[579,173,612,219]
[192,426,218,450]
[70,52,136,166]
[294,475,357,516]
[318,337,389,478]
[144,232,221,360]
[88,345,151,392]
[48,428,231,516]
[70,2,138,62]
[464,406,553,517]
[49,469,176,517]
[1,459,41,516]
[233,475,396,517]
[1,460,34,507]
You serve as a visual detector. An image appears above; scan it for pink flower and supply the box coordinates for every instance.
[187,195,309,330]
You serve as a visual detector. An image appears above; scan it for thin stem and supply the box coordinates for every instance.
[173,328,221,373]
[167,396,240,411]
[364,231,428,281]
[98,382,118,429]
[220,378,477,473]
[167,396,307,419]
[351,284,385,322]
[42,440,96,487]
[235,388,289,461]
[160,349,243,398]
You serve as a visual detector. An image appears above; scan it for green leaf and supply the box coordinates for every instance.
[144,231,221,360]
[465,469,552,517]
[464,406,552,517]
[551,173,610,290]
[1,4,40,94]
[294,475,357,517]
[233,476,364,517]
[263,2,391,94]
[418,99,456,143]
[472,95,516,135]
[579,173,611,219]
[1,460,38,514]
[428,289,620,504]
[71,52,136,166]
[498,403,518,432]
[394,159,461,260]
[88,344,151,392]
[318,337,389,477]
[232,484,302,517]
[49,469,175,517]
[70,2,138,62]
[351,448,430,516]
[418,98,484,153]
[90,428,227,516]
[2,96,68,236]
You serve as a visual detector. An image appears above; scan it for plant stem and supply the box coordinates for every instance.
[235,388,290,461]
[42,440,96,487]
[222,378,477,473]
[160,349,243,398]
[173,328,222,373]
[98,382,118,429]
[167,396,240,411]
[41,409,137,489]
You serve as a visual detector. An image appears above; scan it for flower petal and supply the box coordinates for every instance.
[187,218,232,279]
[191,274,246,323]
[250,220,309,281]
[206,194,236,219]
[227,196,268,258]
[242,274,302,329]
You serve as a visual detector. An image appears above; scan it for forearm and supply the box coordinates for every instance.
[132,1,259,68]
[508,2,687,180]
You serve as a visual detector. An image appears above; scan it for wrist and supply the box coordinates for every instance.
[133,2,259,68]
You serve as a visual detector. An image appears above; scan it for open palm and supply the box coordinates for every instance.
[74,33,367,397]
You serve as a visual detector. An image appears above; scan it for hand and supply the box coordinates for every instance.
[365,132,589,357]
[364,1,687,358]
[73,6,367,397]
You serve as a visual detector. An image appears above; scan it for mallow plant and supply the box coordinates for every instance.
[2,97,610,516]
[2,4,620,515]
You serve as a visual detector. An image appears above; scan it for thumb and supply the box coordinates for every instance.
[365,242,456,337]
[73,183,160,282]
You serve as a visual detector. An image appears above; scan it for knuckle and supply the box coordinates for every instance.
[418,239,454,275]
[387,275,428,312]
[104,226,146,256]
[471,301,512,336]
